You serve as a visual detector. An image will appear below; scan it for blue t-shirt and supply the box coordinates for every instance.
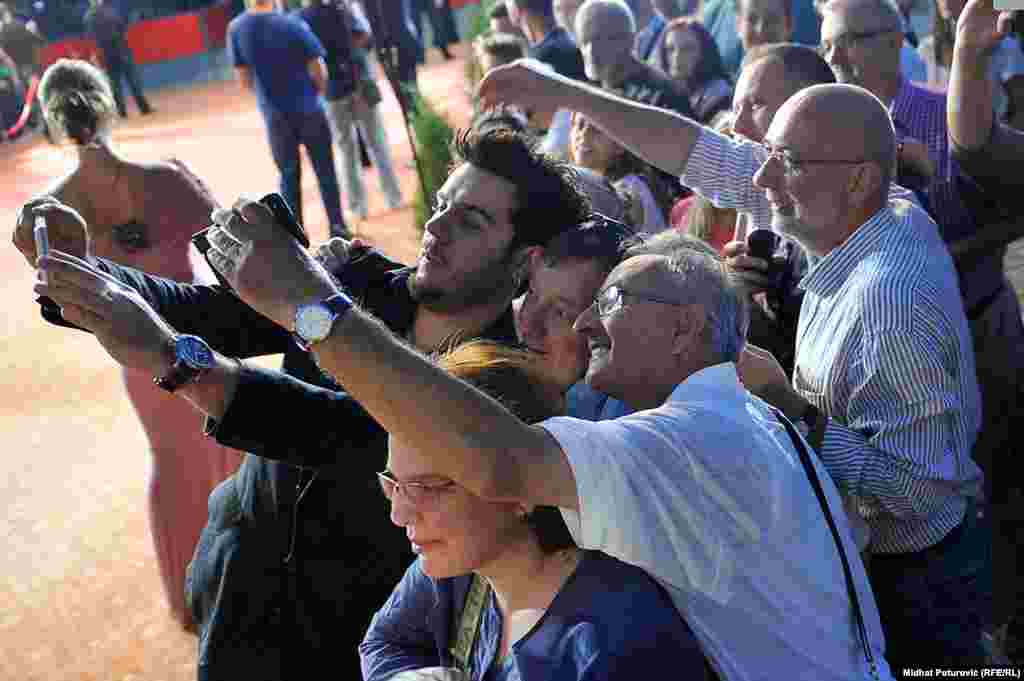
[296,3,358,101]
[228,11,325,115]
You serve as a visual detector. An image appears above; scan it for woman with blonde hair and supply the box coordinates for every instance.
[35,58,240,629]
[361,340,706,680]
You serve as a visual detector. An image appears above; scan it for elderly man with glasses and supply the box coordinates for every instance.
[474,54,987,668]
[97,166,905,676]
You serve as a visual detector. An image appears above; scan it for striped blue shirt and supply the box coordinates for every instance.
[681,129,983,554]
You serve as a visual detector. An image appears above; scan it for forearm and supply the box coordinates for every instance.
[176,353,241,421]
[948,45,996,150]
[204,364,386,468]
[554,76,703,177]
[819,421,959,520]
[313,306,542,500]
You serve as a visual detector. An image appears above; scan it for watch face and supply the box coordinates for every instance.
[296,304,335,343]
[176,335,215,370]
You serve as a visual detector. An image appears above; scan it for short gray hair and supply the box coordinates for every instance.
[576,0,637,35]
[625,236,749,363]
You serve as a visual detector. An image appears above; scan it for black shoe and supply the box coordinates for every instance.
[440,47,453,60]
[330,223,353,239]
[140,106,154,115]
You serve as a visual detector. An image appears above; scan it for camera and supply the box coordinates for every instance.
[744,229,795,310]
[192,193,309,289]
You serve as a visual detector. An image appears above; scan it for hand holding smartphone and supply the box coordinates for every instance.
[192,193,310,289]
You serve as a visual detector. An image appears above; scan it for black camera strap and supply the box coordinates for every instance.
[773,410,881,681]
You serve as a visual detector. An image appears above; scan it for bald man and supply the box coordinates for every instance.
[479,61,988,668]
[574,0,694,116]
[745,84,988,668]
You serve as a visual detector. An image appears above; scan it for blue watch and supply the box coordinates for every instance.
[293,292,354,351]
[154,335,215,392]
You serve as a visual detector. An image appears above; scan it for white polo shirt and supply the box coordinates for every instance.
[540,364,892,681]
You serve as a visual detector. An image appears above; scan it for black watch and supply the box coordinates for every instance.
[154,335,215,393]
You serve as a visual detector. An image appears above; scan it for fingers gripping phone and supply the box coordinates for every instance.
[192,193,310,290]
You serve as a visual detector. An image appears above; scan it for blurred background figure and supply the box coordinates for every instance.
[652,17,733,123]
[634,0,692,63]
[412,0,459,61]
[918,0,1024,127]
[569,111,674,232]
[83,0,153,117]
[35,58,241,629]
[300,0,403,223]
[736,0,793,66]
[553,0,585,41]
[490,1,523,37]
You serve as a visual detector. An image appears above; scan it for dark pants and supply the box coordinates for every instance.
[412,0,458,52]
[868,499,992,668]
[262,105,346,233]
[102,47,151,116]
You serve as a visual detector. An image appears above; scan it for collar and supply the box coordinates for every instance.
[666,362,744,404]
[798,204,896,297]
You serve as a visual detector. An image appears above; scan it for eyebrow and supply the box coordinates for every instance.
[383,469,451,484]
[436,190,496,226]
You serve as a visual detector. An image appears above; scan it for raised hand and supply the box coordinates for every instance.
[34,250,178,375]
[204,197,339,330]
[955,0,1015,55]
[13,197,92,268]
[476,59,569,119]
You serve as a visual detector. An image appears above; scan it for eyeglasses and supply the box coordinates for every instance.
[590,284,684,318]
[819,28,895,57]
[377,471,456,507]
[762,143,869,177]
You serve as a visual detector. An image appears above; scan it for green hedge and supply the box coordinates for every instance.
[410,91,456,231]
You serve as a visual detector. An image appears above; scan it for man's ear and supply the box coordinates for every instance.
[514,245,543,279]
[847,163,881,204]
[671,303,707,357]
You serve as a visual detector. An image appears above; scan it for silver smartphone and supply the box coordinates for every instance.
[34,215,49,283]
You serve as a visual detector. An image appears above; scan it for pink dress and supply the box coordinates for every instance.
[91,159,241,628]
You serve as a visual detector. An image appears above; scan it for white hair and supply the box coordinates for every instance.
[576,0,637,35]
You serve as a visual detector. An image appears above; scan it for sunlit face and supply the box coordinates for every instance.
[413,163,521,313]
[576,5,634,85]
[572,256,684,406]
[386,437,531,579]
[663,25,702,84]
[514,256,609,390]
[731,57,793,142]
[570,113,624,174]
[819,6,900,89]
[736,0,792,51]
[751,98,856,258]
[554,0,585,36]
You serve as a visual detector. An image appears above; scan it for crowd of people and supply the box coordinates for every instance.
[10,0,1024,678]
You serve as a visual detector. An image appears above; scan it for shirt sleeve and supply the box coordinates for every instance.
[227,21,245,67]
[294,16,327,61]
[359,560,443,681]
[678,128,772,229]
[817,310,978,521]
[206,364,385,469]
[541,412,769,604]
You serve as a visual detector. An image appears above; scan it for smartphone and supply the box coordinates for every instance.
[192,193,310,289]
[34,215,50,283]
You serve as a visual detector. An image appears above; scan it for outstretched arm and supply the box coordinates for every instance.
[203,199,581,510]
[477,60,705,178]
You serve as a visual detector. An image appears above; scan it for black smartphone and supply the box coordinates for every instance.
[192,193,310,288]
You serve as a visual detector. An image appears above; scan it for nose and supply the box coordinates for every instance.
[732,105,755,140]
[752,153,780,191]
[388,491,418,528]
[573,301,598,335]
[423,207,453,243]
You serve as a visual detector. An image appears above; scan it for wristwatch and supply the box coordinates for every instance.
[293,292,354,351]
[154,335,216,393]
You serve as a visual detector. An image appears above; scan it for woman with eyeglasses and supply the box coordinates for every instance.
[360,340,706,681]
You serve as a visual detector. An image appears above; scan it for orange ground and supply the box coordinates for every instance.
[0,47,473,681]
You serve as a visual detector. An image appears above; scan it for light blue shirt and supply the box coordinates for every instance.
[542,364,893,681]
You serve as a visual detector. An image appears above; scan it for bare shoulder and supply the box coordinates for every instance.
[142,158,221,211]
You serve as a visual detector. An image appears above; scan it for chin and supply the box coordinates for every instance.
[419,553,471,580]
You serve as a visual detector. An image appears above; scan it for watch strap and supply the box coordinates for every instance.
[294,292,354,351]
[154,336,211,393]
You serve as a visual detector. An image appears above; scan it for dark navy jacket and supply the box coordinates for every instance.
[38,248,517,681]
[360,551,707,680]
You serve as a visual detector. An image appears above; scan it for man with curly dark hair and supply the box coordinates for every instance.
[17,123,589,681]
